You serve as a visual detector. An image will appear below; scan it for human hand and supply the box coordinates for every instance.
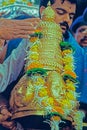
[0,18,40,40]
[1,121,17,130]
[0,107,16,130]
[0,106,12,122]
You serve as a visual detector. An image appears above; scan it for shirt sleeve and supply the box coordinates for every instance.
[0,39,28,92]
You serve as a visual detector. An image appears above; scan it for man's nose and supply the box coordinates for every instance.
[64,13,70,26]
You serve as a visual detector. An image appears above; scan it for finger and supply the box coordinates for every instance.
[0,114,3,123]
[3,23,38,32]
[12,126,17,130]
[9,122,17,130]
[11,34,31,39]
[4,111,12,117]
[2,121,16,128]
[21,18,40,23]
[13,30,35,36]
[0,115,8,123]
[14,26,36,31]
[1,109,12,116]
[15,18,40,26]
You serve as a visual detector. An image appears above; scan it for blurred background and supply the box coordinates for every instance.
[0,0,40,5]
[0,0,40,18]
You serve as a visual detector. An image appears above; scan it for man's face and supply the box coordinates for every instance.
[51,0,76,33]
[74,25,87,47]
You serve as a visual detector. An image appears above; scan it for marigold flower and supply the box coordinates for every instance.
[38,87,47,97]
[27,62,43,70]
[51,116,61,121]
[52,106,64,115]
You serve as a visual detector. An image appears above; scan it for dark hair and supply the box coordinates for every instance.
[39,0,77,8]
[61,0,77,4]
[39,0,87,21]
[74,0,87,20]
[39,0,77,19]
[70,8,87,33]
[39,0,54,8]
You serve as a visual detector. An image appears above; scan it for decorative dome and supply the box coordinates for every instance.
[9,6,84,130]
[0,0,39,18]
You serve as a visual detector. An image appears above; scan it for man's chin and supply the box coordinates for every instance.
[61,27,66,34]
[60,26,69,39]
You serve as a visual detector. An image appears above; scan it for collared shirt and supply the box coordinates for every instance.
[66,32,87,104]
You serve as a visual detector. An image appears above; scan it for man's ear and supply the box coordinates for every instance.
[40,6,46,16]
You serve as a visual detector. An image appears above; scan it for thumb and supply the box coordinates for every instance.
[1,108,12,117]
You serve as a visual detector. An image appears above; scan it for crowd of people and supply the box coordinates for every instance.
[0,0,87,130]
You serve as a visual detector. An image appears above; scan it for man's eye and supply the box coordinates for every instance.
[79,28,86,33]
[56,10,65,15]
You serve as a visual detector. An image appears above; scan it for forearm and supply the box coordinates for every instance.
[0,39,28,92]
[0,18,40,40]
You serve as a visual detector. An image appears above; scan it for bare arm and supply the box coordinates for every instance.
[0,18,40,40]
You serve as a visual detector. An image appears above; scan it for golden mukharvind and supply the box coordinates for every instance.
[10,6,84,130]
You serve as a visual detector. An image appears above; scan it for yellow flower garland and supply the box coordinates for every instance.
[24,6,84,130]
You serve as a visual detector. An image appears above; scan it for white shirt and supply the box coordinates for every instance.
[0,39,28,92]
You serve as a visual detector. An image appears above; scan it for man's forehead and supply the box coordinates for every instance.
[54,0,76,8]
